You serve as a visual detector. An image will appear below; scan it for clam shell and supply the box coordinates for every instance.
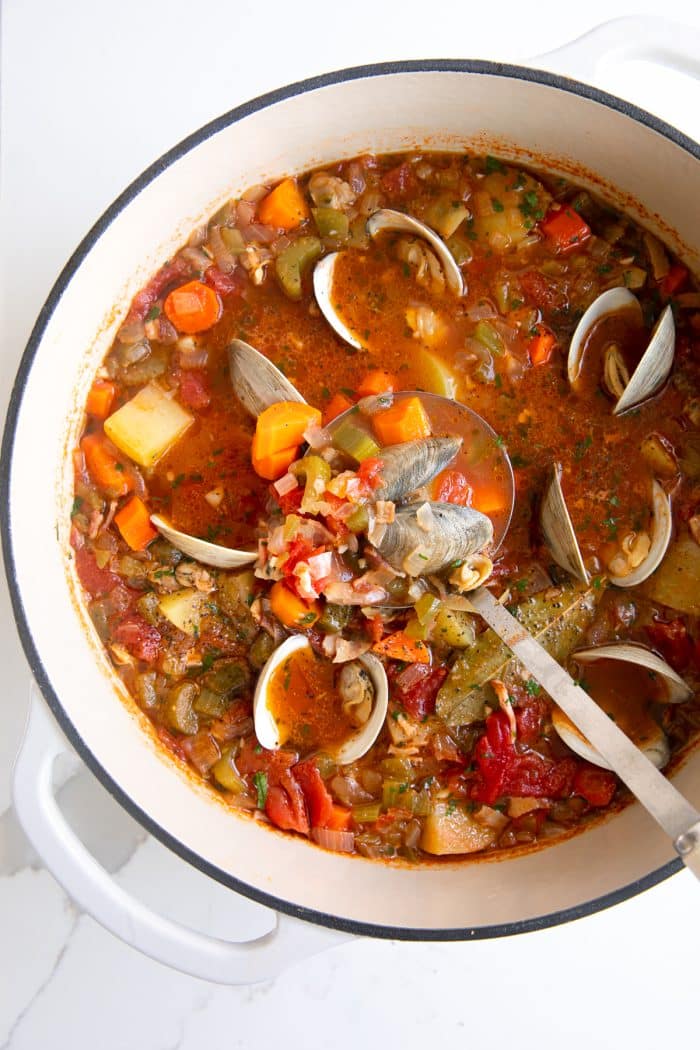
[366,209,465,296]
[312,253,364,350]
[607,480,672,588]
[540,462,590,584]
[376,501,493,575]
[227,338,306,417]
[253,635,388,763]
[552,641,689,770]
[150,514,256,569]
[567,288,675,414]
[372,436,462,502]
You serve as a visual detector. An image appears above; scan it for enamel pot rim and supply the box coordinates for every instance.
[2,59,698,941]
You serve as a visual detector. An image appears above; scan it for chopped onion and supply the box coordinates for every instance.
[204,486,224,509]
[116,318,146,345]
[333,637,371,664]
[303,423,332,449]
[236,200,256,226]
[416,502,434,532]
[241,184,268,203]
[395,663,431,692]
[178,246,212,272]
[403,545,430,576]
[308,551,333,580]
[266,525,288,557]
[208,225,237,274]
[293,564,318,602]
[322,634,338,659]
[273,472,299,497]
[374,500,395,524]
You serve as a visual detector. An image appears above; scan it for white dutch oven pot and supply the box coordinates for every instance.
[3,17,700,984]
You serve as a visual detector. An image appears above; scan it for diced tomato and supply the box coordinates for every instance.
[519,270,567,315]
[432,469,473,506]
[156,726,189,762]
[126,256,190,323]
[275,485,304,515]
[265,772,310,835]
[365,615,384,645]
[646,618,693,672]
[514,694,548,744]
[204,265,246,297]
[431,730,466,765]
[74,547,120,597]
[281,537,316,576]
[113,615,162,663]
[293,759,334,828]
[470,711,577,804]
[236,735,298,779]
[375,807,414,831]
[540,206,591,253]
[176,369,211,410]
[357,456,384,490]
[573,764,618,807]
[659,263,688,299]
[392,665,448,720]
[381,162,417,197]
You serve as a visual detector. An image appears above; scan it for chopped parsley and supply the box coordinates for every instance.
[485,155,505,174]
[146,305,161,321]
[253,771,268,808]
[525,678,541,696]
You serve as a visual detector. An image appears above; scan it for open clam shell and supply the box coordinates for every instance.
[607,480,673,588]
[312,253,365,350]
[366,209,465,296]
[150,515,257,569]
[540,462,590,584]
[552,642,690,770]
[567,287,675,415]
[253,634,389,764]
[227,338,307,417]
[376,501,493,576]
[369,436,462,502]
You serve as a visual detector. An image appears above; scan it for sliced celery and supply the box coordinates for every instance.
[275,236,322,300]
[314,753,338,779]
[312,207,350,240]
[291,455,331,512]
[352,802,382,823]
[382,780,403,808]
[424,195,469,239]
[473,320,505,355]
[212,749,246,793]
[318,603,351,634]
[332,418,380,462]
[380,756,414,780]
[220,226,245,254]
[345,505,369,534]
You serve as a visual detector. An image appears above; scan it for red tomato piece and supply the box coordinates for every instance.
[470,711,577,804]
[275,485,304,515]
[659,263,688,299]
[381,162,417,197]
[540,206,591,253]
[293,759,334,828]
[514,695,548,744]
[236,736,298,779]
[357,456,385,490]
[177,369,211,410]
[126,256,190,323]
[573,764,618,807]
[204,265,246,297]
[265,772,310,835]
[432,469,473,506]
[393,665,448,720]
[113,615,162,663]
[646,618,693,672]
[519,269,567,315]
[74,547,120,597]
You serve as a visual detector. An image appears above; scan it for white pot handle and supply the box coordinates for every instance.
[12,686,351,985]
[534,15,700,84]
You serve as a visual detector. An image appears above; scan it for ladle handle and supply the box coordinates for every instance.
[468,586,700,881]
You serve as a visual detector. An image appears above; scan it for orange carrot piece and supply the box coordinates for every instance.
[257,178,309,231]
[540,206,591,253]
[357,369,398,398]
[253,401,322,459]
[471,483,509,516]
[269,580,320,629]
[528,326,557,366]
[371,396,431,446]
[163,280,222,334]
[322,392,354,426]
[323,804,353,831]
[251,434,300,481]
[114,496,158,551]
[80,433,133,497]
[86,379,116,419]
[372,630,431,664]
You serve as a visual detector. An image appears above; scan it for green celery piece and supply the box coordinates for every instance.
[352,802,382,823]
[332,417,380,462]
[473,320,505,355]
[312,207,350,240]
[275,236,322,300]
[436,580,604,727]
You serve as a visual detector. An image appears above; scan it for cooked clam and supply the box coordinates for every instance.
[552,641,691,769]
[376,501,493,576]
[370,436,462,502]
[312,253,365,350]
[540,462,590,585]
[366,209,465,296]
[567,287,675,414]
[253,634,389,764]
[150,515,257,568]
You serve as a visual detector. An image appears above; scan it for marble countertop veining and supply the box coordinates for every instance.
[1,1,699,1046]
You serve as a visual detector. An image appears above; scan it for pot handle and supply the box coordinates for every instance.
[12,687,350,985]
[534,15,700,83]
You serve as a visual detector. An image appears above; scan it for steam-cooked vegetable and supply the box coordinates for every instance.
[104,381,193,468]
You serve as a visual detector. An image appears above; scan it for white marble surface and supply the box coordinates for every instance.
[1,0,700,1045]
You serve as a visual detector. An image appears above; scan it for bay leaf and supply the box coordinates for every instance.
[436,580,602,727]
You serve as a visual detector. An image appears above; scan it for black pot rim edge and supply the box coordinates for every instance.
[1,58,693,945]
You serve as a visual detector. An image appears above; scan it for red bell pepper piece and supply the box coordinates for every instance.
[541,206,591,253]
[659,263,688,298]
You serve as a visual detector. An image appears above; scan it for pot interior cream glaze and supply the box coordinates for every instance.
[4,63,700,937]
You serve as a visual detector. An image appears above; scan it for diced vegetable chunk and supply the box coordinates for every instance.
[114,496,158,550]
[269,580,320,628]
[275,236,322,299]
[332,417,381,462]
[528,326,557,365]
[541,206,591,253]
[420,801,497,855]
[80,433,134,497]
[251,401,322,480]
[323,392,354,425]
[357,370,398,397]
[258,178,309,231]
[164,280,222,333]
[86,379,116,419]
[372,396,431,445]
[104,381,193,469]
[158,588,205,635]
[372,630,431,664]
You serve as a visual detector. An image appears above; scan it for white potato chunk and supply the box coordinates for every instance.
[104,381,193,469]
[420,801,497,855]
[158,588,204,635]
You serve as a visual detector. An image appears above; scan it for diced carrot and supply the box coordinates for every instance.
[163,280,222,334]
[253,401,322,460]
[357,369,398,398]
[371,396,431,446]
[323,804,353,831]
[86,379,116,419]
[471,483,509,516]
[251,433,300,481]
[660,263,688,298]
[257,178,309,231]
[80,433,134,497]
[323,392,354,426]
[372,630,431,664]
[269,580,320,629]
[527,326,557,366]
[540,206,591,253]
[114,496,158,551]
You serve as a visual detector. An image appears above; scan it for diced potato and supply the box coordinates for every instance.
[158,588,205,635]
[641,536,700,614]
[424,194,469,239]
[420,801,497,855]
[104,381,193,469]
[431,607,476,649]
[639,434,678,478]
[416,349,458,398]
[472,171,550,252]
